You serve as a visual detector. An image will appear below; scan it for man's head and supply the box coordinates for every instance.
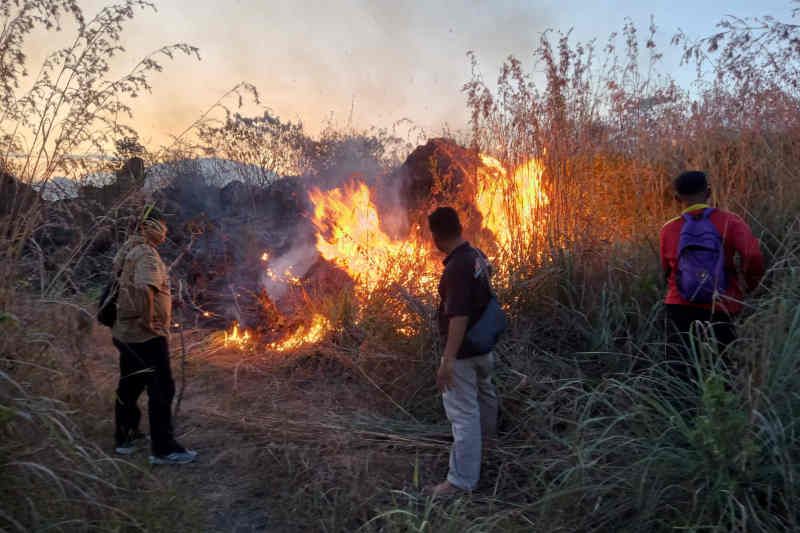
[428,206,463,253]
[140,218,167,246]
[673,171,711,205]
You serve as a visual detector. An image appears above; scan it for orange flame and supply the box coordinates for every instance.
[309,182,437,295]
[268,314,330,352]
[476,155,549,253]
[223,322,251,349]
[220,154,550,352]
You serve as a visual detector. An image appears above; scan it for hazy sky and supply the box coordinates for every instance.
[35,0,797,147]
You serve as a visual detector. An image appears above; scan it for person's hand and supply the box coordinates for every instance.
[436,357,455,393]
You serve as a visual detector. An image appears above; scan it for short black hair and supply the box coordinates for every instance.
[428,206,462,240]
[674,171,708,196]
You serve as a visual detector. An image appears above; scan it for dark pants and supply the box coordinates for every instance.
[113,336,179,456]
[665,304,737,381]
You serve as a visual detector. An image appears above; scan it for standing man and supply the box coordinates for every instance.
[112,216,197,465]
[660,171,765,374]
[427,207,499,498]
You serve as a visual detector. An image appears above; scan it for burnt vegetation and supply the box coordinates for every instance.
[2,1,800,532]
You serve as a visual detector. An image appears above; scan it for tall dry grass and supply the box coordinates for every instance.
[0,300,205,532]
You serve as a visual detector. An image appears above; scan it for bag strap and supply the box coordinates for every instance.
[110,244,132,288]
[469,246,497,298]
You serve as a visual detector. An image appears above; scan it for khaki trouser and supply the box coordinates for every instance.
[442,352,498,491]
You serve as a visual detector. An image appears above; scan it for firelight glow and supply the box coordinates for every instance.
[219,155,550,353]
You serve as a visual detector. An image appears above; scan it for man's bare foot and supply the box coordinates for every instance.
[424,480,468,499]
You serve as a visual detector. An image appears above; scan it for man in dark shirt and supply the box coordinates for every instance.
[427,207,498,498]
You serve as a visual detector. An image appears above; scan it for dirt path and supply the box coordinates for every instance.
[85,328,448,532]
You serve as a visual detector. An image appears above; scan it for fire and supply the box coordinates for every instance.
[476,155,549,253]
[265,265,300,285]
[268,314,331,352]
[223,322,251,349]
[213,151,550,354]
[309,182,437,295]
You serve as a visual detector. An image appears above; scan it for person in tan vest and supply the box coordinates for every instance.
[111,217,197,464]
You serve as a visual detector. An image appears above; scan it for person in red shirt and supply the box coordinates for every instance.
[660,171,765,369]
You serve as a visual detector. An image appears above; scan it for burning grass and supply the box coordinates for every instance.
[475,154,549,258]
[213,152,555,358]
[3,2,800,531]
[268,313,331,352]
[223,322,251,349]
[309,180,440,296]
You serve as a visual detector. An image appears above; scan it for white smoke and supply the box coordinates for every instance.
[260,242,319,302]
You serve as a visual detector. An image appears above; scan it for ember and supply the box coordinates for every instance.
[264,263,301,285]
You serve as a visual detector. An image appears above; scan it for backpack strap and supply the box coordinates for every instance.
[682,207,716,223]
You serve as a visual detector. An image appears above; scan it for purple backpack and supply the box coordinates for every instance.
[676,208,727,303]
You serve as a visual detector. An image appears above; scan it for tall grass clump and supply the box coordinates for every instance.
[515,221,800,532]
[0,357,137,531]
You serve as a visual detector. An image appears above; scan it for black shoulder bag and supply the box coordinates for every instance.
[463,248,508,354]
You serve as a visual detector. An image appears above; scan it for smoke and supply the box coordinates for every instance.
[260,242,318,303]
[374,166,412,239]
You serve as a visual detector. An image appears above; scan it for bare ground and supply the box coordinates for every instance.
[81,326,452,532]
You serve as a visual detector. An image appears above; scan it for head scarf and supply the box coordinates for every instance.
[141,218,167,243]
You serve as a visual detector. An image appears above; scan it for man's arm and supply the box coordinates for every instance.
[659,226,671,283]
[437,315,469,392]
[132,249,162,333]
[443,316,469,360]
[134,284,157,333]
[730,216,766,291]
